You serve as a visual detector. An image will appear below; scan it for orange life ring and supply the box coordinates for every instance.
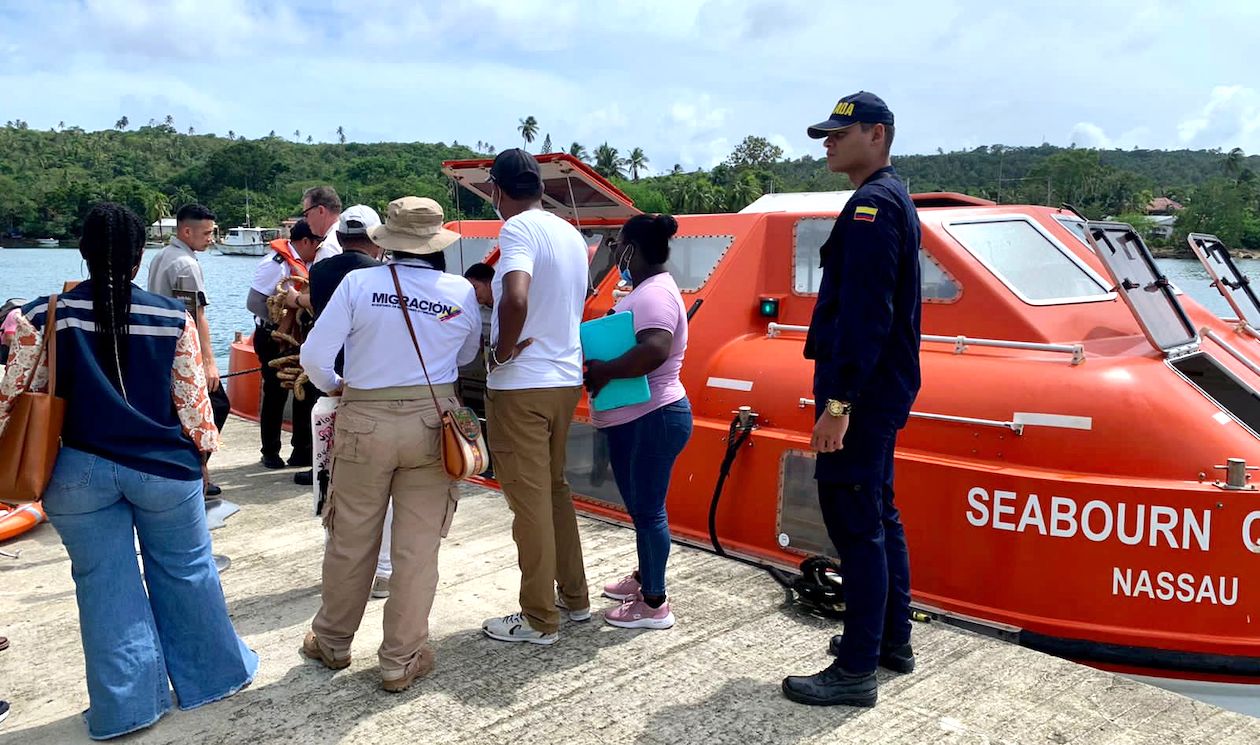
[0,501,47,542]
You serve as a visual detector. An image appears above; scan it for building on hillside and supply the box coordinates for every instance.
[148,218,176,239]
[1146,196,1184,215]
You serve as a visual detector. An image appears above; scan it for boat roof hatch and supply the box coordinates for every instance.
[1088,221,1198,354]
[1187,233,1260,329]
[442,153,640,224]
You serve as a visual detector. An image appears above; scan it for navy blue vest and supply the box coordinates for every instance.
[24,282,203,481]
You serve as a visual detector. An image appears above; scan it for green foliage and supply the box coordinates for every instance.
[3,122,1258,260]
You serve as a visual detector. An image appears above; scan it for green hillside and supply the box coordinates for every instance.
[1,121,1257,251]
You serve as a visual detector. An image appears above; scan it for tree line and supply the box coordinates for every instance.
[1,119,1257,253]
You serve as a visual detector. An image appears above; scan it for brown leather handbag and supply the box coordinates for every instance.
[389,267,489,480]
[0,295,65,502]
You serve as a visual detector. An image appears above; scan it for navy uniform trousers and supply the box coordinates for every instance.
[816,414,913,674]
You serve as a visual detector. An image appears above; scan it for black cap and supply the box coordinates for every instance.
[489,148,543,197]
[806,91,895,139]
[289,218,319,242]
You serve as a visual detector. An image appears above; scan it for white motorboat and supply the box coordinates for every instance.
[216,227,279,257]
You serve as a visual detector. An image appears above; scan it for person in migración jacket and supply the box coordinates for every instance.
[781,92,923,708]
[299,197,480,692]
[0,203,257,740]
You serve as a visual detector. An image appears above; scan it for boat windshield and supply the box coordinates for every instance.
[945,217,1111,304]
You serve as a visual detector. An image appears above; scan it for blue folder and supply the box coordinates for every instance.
[580,311,651,412]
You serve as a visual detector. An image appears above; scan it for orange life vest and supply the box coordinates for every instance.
[269,238,310,280]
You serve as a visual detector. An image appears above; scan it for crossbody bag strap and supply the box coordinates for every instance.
[47,294,57,397]
[388,265,445,413]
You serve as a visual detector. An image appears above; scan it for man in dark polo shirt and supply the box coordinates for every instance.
[308,205,384,319]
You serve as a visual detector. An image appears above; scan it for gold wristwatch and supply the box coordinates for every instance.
[825,399,853,417]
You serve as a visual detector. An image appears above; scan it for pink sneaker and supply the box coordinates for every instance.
[602,570,641,601]
[605,597,675,630]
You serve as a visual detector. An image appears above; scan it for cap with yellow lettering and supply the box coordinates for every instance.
[807,91,895,139]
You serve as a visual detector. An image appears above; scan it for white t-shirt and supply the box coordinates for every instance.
[489,209,587,390]
[301,259,481,393]
[250,243,337,296]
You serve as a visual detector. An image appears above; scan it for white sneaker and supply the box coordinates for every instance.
[371,576,390,599]
[554,595,592,622]
[482,612,558,645]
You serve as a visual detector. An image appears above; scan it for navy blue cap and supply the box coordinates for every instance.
[489,148,543,197]
[806,91,895,139]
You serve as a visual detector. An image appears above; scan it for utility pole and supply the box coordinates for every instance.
[1046,174,1052,206]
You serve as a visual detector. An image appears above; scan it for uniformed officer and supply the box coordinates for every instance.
[781,91,922,708]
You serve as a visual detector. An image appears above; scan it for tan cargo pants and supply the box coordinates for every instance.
[486,385,588,634]
[311,385,459,677]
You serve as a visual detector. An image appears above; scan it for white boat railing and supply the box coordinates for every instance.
[797,397,1023,434]
[765,323,1085,366]
[1202,327,1260,377]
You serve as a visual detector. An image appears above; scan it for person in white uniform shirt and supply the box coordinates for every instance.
[480,149,591,646]
[246,219,334,479]
[300,185,343,255]
[299,197,479,693]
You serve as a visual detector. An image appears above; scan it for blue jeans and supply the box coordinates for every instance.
[42,447,258,740]
[603,398,693,598]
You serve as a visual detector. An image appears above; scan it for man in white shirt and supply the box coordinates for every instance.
[246,219,332,477]
[300,185,343,255]
[480,149,591,646]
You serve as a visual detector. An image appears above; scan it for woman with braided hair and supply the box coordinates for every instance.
[0,203,257,740]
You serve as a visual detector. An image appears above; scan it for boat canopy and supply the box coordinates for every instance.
[442,153,640,224]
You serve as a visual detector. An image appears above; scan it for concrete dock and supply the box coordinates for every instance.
[1,416,1258,744]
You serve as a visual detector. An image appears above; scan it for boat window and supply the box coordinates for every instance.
[665,235,734,292]
[945,218,1111,304]
[793,217,960,302]
[1053,215,1091,249]
[442,236,497,275]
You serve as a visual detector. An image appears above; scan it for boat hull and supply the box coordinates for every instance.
[216,241,267,257]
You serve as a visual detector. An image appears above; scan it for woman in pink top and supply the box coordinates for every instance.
[584,214,692,629]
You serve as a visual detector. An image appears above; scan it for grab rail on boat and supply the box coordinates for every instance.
[766,323,1085,366]
[798,398,1024,434]
[1203,327,1260,377]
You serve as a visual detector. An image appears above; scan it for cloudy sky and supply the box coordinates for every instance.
[1,0,1257,174]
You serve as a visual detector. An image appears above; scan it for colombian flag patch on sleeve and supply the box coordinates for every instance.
[854,206,878,222]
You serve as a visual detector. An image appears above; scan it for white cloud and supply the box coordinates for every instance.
[1177,85,1260,152]
[1070,122,1111,149]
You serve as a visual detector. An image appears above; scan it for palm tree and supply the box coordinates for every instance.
[337,125,346,144]
[164,114,175,128]
[187,126,195,135]
[671,164,683,175]
[541,133,552,154]
[1225,147,1245,183]
[294,129,301,141]
[227,130,236,140]
[727,173,762,211]
[568,142,589,162]
[518,115,538,150]
[306,135,313,144]
[627,147,649,180]
[115,116,129,130]
[57,120,64,131]
[593,143,626,179]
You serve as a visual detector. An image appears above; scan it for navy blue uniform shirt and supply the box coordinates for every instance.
[804,165,922,430]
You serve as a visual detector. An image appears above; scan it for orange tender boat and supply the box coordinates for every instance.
[230,154,1260,704]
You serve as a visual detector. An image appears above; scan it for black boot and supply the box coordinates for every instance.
[828,635,916,674]
[781,659,877,707]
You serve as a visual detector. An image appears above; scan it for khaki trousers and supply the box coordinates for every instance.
[486,385,588,634]
[311,385,459,676]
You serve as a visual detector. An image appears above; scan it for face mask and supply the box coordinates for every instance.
[618,245,635,285]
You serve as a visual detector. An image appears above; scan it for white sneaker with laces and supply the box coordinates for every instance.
[554,595,592,622]
[482,612,558,645]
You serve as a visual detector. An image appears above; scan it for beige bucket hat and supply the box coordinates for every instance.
[368,197,460,255]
